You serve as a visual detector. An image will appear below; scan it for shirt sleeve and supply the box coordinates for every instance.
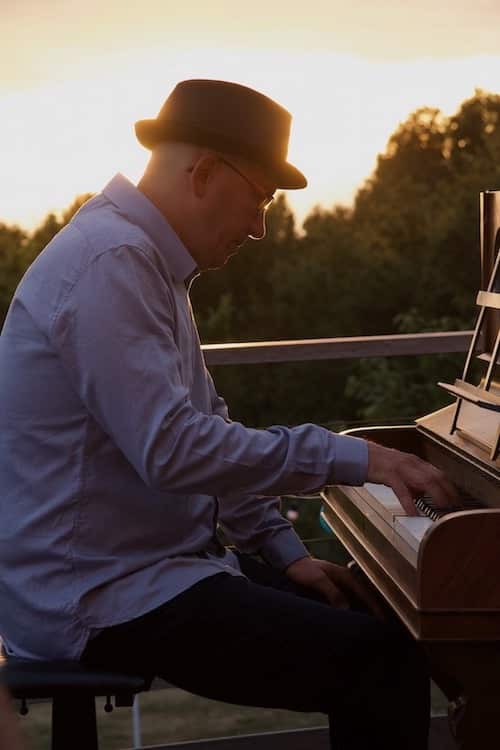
[204,366,310,570]
[218,491,311,570]
[204,367,230,421]
[51,244,369,500]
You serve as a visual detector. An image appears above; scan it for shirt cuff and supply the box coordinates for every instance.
[258,527,310,572]
[328,433,368,486]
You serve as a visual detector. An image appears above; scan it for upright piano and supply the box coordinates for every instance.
[320,191,500,750]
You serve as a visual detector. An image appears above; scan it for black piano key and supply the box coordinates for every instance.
[414,492,485,520]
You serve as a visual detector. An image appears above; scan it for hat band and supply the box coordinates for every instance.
[144,119,288,167]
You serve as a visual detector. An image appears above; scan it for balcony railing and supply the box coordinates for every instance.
[202,330,473,365]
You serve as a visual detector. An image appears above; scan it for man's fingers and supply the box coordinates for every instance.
[390,479,418,516]
[334,566,388,620]
[316,561,386,620]
[314,575,349,609]
[391,458,460,514]
[368,441,460,514]
[424,473,460,508]
[298,560,388,620]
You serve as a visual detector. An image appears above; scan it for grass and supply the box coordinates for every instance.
[17,686,326,750]
[16,681,447,750]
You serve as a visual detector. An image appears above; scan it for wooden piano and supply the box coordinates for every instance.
[320,191,500,750]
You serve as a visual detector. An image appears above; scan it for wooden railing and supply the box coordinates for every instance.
[202,331,473,366]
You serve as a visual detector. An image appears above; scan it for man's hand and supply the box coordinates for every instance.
[367,441,459,516]
[285,556,387,619]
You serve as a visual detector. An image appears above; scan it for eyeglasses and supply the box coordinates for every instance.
[218,157,275,213]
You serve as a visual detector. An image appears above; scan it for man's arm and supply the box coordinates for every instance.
[52,244,368,500]
[283,439,459,611]
[53,244,456,514]
[201,320,458,615]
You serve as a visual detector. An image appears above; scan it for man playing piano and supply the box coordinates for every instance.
[0,80,457,749]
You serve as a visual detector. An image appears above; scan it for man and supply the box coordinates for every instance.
[0,80,456,749]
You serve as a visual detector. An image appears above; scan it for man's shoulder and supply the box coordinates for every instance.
[13,196,169,330]
[70,195,157,261]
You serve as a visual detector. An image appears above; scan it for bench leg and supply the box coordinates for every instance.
[52,693,98,750]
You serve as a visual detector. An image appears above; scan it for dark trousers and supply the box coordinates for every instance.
[81,554,430,749]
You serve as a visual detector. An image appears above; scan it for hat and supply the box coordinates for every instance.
[135,79,307,190]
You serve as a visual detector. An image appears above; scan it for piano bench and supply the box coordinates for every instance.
[1,656,148,750]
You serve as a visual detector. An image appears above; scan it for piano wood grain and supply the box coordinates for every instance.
[420,508,500,609]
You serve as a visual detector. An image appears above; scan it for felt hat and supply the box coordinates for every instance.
[135,79,307,189]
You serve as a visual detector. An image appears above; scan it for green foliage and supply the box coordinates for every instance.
[0,223,29,324]
[345,309,468,422]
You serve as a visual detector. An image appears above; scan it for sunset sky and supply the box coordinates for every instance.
[1,0,499,231]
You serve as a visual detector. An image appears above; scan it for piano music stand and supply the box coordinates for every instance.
[439,191,500,461]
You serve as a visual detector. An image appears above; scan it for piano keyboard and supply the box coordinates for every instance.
[332,482,486,567]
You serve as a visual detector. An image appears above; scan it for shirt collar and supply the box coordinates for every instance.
[102,173,198,285]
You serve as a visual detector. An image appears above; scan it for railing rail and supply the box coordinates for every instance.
[202,331,473,366]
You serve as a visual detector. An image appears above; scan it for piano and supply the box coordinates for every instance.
[320,190,500,750]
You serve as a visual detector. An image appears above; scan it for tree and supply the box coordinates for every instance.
[0,223,29,325]
[338,90,500,422]
[345,310,468,422]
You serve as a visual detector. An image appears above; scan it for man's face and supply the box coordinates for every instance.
[197,155,276,271]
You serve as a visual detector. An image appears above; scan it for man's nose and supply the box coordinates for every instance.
[248,211,267,241]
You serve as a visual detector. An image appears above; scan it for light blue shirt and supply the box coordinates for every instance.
[0,174,368,660]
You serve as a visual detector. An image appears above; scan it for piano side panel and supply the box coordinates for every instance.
[419,509,500,609]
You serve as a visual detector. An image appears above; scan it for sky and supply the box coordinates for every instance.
[1,0,500,231]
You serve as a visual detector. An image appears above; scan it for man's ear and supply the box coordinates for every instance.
[190,154,220,199]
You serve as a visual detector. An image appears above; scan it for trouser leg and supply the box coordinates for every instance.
[82,557,430,750]
[233,553,430,749]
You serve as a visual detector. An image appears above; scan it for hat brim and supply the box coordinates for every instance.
[135,119,307,190]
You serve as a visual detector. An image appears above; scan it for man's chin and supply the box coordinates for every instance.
[201,240,245,271]
[215,246,240,269]
[202,254,234,272]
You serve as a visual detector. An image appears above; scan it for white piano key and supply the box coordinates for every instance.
[336,485,421,567]
[395,516,434,552]
[360,483,407,523]
[342,486,396,546]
